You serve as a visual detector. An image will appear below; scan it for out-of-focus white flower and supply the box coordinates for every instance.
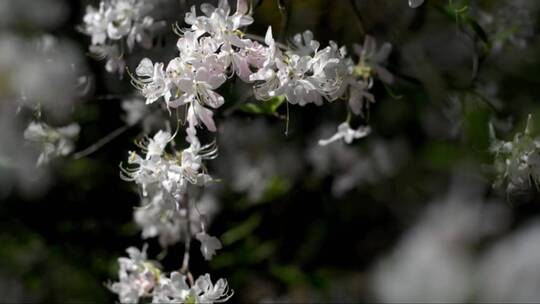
[309,125,408,196]
[151,272,191,303]
[196,232,223,261]
[122,98,149,126]
[353,35,393,84]
[89,44,125,75]
[408,0,425,8]
[217,119,303,202]
[318,122,371,146]
[371,177,507,303]
[134,191,183,247]
[477,0,537,51]
[489,114,540,194]
[23,121,79,166]
[477,221,540,302]
[109,246,161,304]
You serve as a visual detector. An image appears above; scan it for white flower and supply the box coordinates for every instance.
[152,272,191,303]
[81,0,160,75]
[134,191,183,247]
[408,0,425,8]
[24,121,80,166]
[477,221,540,302]
[276,53,324,106]
[309,41,349,101]
[152,272,233,304]
[193,274,234,303]
[82,3,109,45]
[489,114,540,193]
[347,78,375,115]
[353,35,393,84]
[134,58,172,105]
[196,232,223,261]
[186,0,253,50]
[250,27,284,100]
[89,44,125,76]
[121,98,149,126]
[318,122,371,146]
[110,246,161,304]
[147,130,171,157]
[121,129,215,198]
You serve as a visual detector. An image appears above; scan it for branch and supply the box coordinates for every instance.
[73,124,132,159]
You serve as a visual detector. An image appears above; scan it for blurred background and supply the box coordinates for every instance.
[2,0,540,302]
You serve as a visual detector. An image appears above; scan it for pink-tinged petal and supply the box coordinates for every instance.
[236,0,249,14]
[195,103,217,132]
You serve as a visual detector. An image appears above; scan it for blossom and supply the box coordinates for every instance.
[489,114,540,193]
[81,0,161,75]
[24,121,80,166]
[151,272,191,303]
[109,246,161,304]
[152,272,233,304]
[408,0,425,8]
[196,232,223,261]
[89,44,125,75]
[318,122,371,146]
[121,129,215,198]
[122,98,149,126]
[353,35,393,84]
[193,274,234,303]
[134,191,183,247]
[134,58,172,105]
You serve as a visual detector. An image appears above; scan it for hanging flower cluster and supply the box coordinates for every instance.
[109,246,233,304]
[131,0,392,141]
[490,115,540,193]
[80,0,163,75]
[99,0,395,302]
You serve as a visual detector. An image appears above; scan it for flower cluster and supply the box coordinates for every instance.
[110,246,233,304]
[132,0,391,144]
[110,1,395,302]
[121,129,215,198]
[489,115,540,193]
[81,0,162,75]
[120,128,220,245]
[23,121,80,166]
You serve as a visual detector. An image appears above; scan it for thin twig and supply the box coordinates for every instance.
[180,191,192,275]
[96,94,136,101]
[73,124,132,159]
[349,0,366,38]
[277,0,290,42]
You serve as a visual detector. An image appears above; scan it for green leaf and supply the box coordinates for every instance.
[239,95,286,115]
[221,214,262,246]
[464,16,489,44]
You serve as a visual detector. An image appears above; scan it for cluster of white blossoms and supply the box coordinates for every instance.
[132,0,392,143]
[121,129,215,199]
[120,127,222,251]
[81,0,163,75]
[109,0,395,302]
[110,246,233,304]
[112,127,228,302]
[489,115,540,194]
[23,121,80,166]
